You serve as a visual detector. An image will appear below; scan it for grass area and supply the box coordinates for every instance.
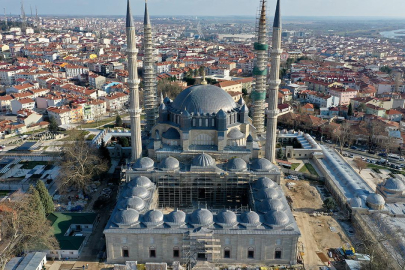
[299,163,319,176]
[20,161,50,169]
[0,190,11,196]
[79,113,129,129]
[86,134,96,141]
[367,164,404,176]
[59,130,90,141]
[22,128,48,135]
[291,163,301,171]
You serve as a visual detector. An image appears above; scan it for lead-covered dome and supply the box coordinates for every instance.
[366,193,385,208]
[240,211,261,225]
[190,209,214,226]
[192,153,215,167]
[254,177,276,189]
[251,158,277,172]
[171,84,237,114]
[160,156,180,171]
[258,199,285,213]
[143,210,164,223]
[134,157,154,171]
[118,196,146,211]
[384,178,405,191]
[165,209,186,224]
[264,210,289,226]
[215,210,238,226]
[255,188,281,201]
[227,158,247,172]
[114,209,139,226]
[129,176,153,188]
[126,186,149,199]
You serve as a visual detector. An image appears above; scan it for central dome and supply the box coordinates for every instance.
[171,84,237,114]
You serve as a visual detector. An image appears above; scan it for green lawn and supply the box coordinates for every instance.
[299,163,319,176]
[86,134,96,141]
[20,161,50,169]
[59,130,90,141]
[79,113,129,129]
[291,163,301,170]
[368,164,404,175]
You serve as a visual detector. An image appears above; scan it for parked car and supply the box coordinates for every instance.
[349,154,354,158]
[351,146,357,150]
[368,150,376,154]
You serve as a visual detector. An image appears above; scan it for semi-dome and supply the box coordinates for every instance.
[227,158,247,172]
[264,210,289,226]
[134,157,154,171]
[162,128,181,140]
[159,156,180,171]
[192,153,215,167]
[190,209,214,226]
[251,158,277,172]
[254,177,276,189]
[165,209,186,224]
[255,188,281,201]
[114,209,139,225]
[240,211,261,225]
[227,129,245,139]
[118,196,146,211]
[129,176,153,188]
[215,210,238,225]
[258,199,285,213]
[171,84,237,114]
[366,193,385,206]
[126,186,149,199]
[143,209,164,223]
[384,178,405,191]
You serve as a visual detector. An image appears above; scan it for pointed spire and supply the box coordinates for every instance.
[273,0,281,28]
[160,92,164,104]
[144,0,151,25]
[260,0,266,21]
[201,69,207,85]
[126,0,135,28]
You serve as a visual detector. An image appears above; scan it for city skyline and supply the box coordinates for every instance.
[2,0,405,17]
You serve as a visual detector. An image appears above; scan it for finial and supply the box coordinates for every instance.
[201,68,207,85]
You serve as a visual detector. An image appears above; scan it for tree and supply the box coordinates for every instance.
[48,116,59,132]
[277,148,284,159]
[58,135,108,192]
[115,115,123,127]
[0,192,58,270]
[380,66,392,74]
[332,121,352,154]
[358,103,366,112]
[99,138,110,162]
[35,180,54,215]
[348,103,354,117]
[118,137,129,147]
[242,88,248,96]
[354,157,367,174]
[323,197,337,212]
[198,66,205,76]
[28,185,45,218]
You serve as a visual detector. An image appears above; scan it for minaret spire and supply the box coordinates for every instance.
[265,0,282,163]
[143,0,158,133]
[21,0,26,33]
[126,0,142,162]
[251,0,268,135]
[4,8,7,30]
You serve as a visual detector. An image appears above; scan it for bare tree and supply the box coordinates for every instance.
[57,135,108,192]
[0,193,58,270]
[354,158,367,174]
[332,121,352,154]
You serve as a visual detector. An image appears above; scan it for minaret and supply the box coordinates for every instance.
[265,0,282,163]
[126,0,142,162]
[143,0,158,133]
[21,0,26,33]
[252,0,268,136]
[4,8,7,30]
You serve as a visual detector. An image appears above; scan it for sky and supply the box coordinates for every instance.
[1,0,405,17]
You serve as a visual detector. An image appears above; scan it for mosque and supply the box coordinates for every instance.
[103,0,301,268]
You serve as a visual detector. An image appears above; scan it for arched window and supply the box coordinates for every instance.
[149,246,156,258]
[122,247,129,257]
[173,246,180,258]
[275,248,282,259]
[224,247,231,258]
[247,247,254,259]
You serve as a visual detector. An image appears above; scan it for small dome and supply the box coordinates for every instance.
[227,158,247,172]
[258,199,285,213]
[165,210,186,224]
[227,129,245,140]
[254,177,276,189]
[251,158,277,172]
[190,209,213,226]
[114,209,139,225]
[264,210,289,226]
[240,211,261,225]
[143,209,164,223]
[350,197,364,208]
[118,196,146,211]
[134,157,154,171]
[247,134,254,142]
[366,193,385,206]
[163,96,171,104]
[215,210,237,225]
[255,188,281,201]
[192,153,215,167]
[126,186,149,199]
[384,178,405,191]
[129,176,153,188]
[163,128,181,140]
[160,156,180,171]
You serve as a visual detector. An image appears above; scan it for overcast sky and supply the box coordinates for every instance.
[2,0,405,17]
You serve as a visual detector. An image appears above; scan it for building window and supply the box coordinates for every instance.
[212,119,215,127]
[199,119,202,126]
[248,248,254,259]
[205,119,208,127]
[193,119,196,127]
[122,248,129,257]
[224,248,230,258]
[275,250,282,259]
[149,249,156,258]
[173,248,180,258]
